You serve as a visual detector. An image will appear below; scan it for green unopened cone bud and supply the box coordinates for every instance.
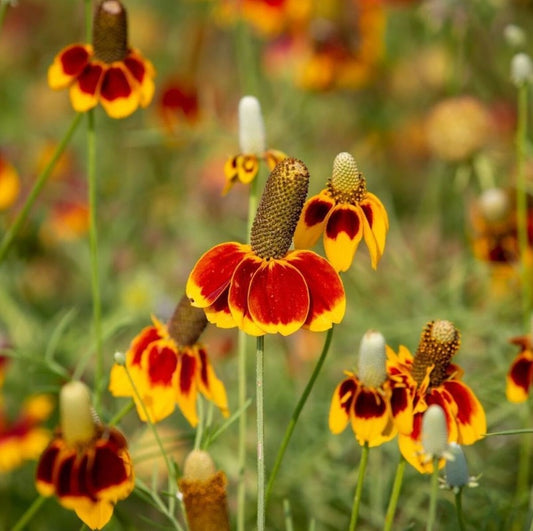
[60,381,96,446]
[358,330,387,388]
[422,404,448,458]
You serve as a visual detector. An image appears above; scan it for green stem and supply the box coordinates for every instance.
[426,457,440,531]
[0,113,82,264]
[515,81,531,326]
[383,457,406,531]
[454,489,466,531]
[349,442,369,531]
[256,335,265,531]
[515,401,532,519]
[194,396,204,450]
[86,110,104,415]
[108,399,135,427]
[11,495,46,531]
[265,327,334,504]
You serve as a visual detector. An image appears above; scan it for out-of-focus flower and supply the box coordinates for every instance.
[511,53,533,87]
[158,78,200,134]
[36,381,134,530]
[109,295,229,426]
[40,200,89,244]
[329,330,397,447]
[0,394,53,473]
[504,25,527,49]
[187,158,345,336]
[506,333,533,403]
[0,353,8,388]
[0,154,20,211]
[294,152,389,272]
[178,450,230,531]
[48,0,155,119]
[223,96,286,195]
[425,96,492,162]
[387,320,486,473]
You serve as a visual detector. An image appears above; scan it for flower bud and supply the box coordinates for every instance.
[357,330,387,388]
[445,443,470,489]
[478,188,511,223]
[238,96,266,155]
[511,53,533,87]
[422,404,448,458]
[60,381,96,446]
[504,25,526,49]
[114,351,126,365]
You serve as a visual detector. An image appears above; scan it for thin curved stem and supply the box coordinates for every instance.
[11,495,46,531]
[0,113,83,264]
[384,456,406,531]
[454,489,466,531]
[256,335,266,531]
[349,443,369,531]
[265,326,335,504]
[426,457,440,531]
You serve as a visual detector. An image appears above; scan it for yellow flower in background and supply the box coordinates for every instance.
[36,382,134,530]
[0,155,20,211]
[109,295,229,426]
[294,152,389,272]
[48,0,155,119]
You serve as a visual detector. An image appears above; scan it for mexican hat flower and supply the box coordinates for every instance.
[387,320,486,473]
[506,334,533,403]
[223,95,286,195]
[187,157,346,336]
[48,0,155,119]
[36,381,134,530]
[109,295,229,426]
[0,394,53,473]
[294,152,389,272]
[329,330,397,447]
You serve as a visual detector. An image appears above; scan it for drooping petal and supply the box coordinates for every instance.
[123,50,155,107]
[187,242,251,307]
[236,154,259,184]
[286,250,345,331]
[294,191,335,250]
[204,287,238,329]
[506,350,533,403]
[441,380,486,444]
[361,192,388,260]
[227,254,268,336]
[48,44,92,90]
[176,351,199,426]
[352,387,396,447]
[36,438,63,496]
[223,156,239,195]
[329,376,357,434]
[359,204,382,270]
[99,65,140,119]
[71,498,115,531]
[195,346,230,418]
[247,259,309,335]
[323,205,364,272]
[264,149,287,170]
[398,429,445,474]
[69,62,104,112]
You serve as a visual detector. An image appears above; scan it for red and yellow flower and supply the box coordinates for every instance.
[187,158,346,336]
[158,78,200,135]
[506,334,533,403]
[386,320,486,473]
[0,154,20,211]
[109,296,229,426]
[36,381,134,530]
[329,331,396,447]
[294,152,389,272]
[0,394,53,473]
[48,0,155,119]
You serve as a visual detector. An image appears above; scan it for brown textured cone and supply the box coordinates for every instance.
[250,157,309,259]
[178,471,230,531]
[410,320,461,387]
[93,0,128,63]
[167,295,208,347]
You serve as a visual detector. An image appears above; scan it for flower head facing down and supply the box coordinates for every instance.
[48,0,155,118]
[506,334,533,403]
[387,320,486,473]
[294,152,389,272]
[0,394,53,473]
[36,381,134,530]
[187,158,345,336]
[329,330,397,447]
[109,295,229,426]
[223,96,286,195]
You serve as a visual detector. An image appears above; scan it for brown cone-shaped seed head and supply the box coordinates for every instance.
[410,320,461,387]
[93,0,128,63]
[250,157,309,259]
[168,295,208,347]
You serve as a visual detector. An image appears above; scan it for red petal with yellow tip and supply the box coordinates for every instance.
[124,51,155,107]
[196,347,230,417]
[352,388,394,447]
[329,378,357,434]
[145,344,178,386]
[360,206,382,270]
[323,205,363,272]
[506,350,533,403]
[176,352,199,426]
[48,44,92,89]
[286,250,345,331]
[294,191,334,250]
[441,380,486,444]
[204,287,238,329]
[186,242,250,308]
[100,66,139,119]
[70,63,103,112]
[363,193,389,254]
[227,254,266,335]
[36,439,62,496]
[247,259,309,336]
[264,149,287,170]
[237,154,259,184]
